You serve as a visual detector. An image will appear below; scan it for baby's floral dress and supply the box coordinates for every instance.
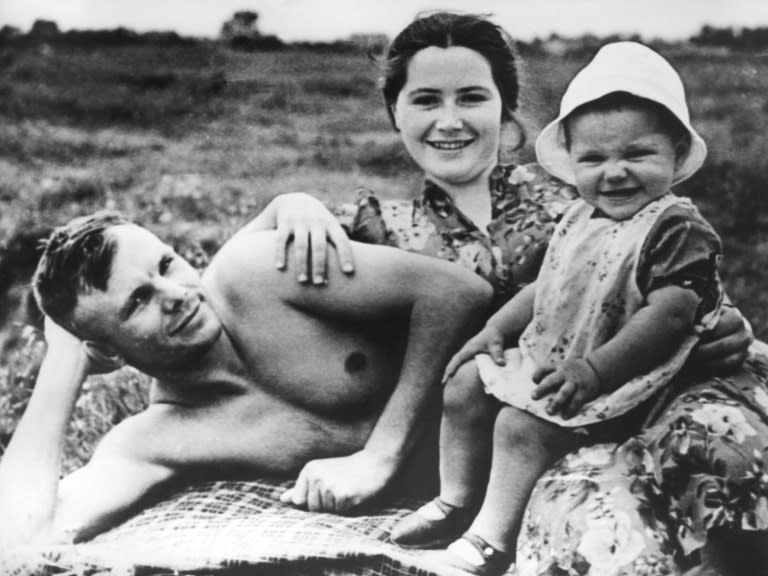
[337,162,768,575]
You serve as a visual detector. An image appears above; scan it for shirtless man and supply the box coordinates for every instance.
[0,210,491,546]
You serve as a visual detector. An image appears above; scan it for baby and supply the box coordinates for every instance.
[392,42,723,576]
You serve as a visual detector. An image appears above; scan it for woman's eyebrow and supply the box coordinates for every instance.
[406,87,440,95]
[456,85,492,93]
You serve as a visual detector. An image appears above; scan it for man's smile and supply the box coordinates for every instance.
[169,298,201,336]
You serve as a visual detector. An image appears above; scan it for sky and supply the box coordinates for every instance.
[3,0,768,42]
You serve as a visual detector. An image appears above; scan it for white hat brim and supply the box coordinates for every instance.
[534,44,707,187]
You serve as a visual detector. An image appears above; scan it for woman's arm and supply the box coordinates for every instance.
[240,192,355,284]
[688,298,754,372]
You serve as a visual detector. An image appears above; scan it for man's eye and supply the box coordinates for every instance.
[126,294,143,316]
[159,255,174,275]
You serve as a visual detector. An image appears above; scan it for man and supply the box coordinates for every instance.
[0,211,491,546]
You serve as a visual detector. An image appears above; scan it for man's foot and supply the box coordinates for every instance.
[390,497,473,549]
[441,532,515,576]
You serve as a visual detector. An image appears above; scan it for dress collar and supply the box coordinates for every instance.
[419,164,521,227]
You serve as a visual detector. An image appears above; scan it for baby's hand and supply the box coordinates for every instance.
[532,358,601,419]
[443,325,505,383]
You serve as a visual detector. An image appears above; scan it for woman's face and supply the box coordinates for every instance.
[393,46,503,191]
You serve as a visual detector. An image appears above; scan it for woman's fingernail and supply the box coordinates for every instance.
[313,275,324,285]
[342,264,354,273]
[299,273,308,283]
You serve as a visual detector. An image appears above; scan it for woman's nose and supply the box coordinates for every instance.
[435,104,463,131]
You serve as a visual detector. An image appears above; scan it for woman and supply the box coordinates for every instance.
[257,12,768,575]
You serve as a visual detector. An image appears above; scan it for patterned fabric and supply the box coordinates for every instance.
[638,347,768,555]
[2,479,441,576]
[517,443,680,576]
[477,195,722,426]
[341,163,768,571]
[337,163,578,309]
[518,345,768,575]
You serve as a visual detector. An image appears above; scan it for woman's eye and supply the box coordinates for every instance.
[578,154,603,164]
[460,92,488,104]
[411,95,439,107]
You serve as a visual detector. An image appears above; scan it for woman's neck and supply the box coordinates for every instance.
[432,164,496,232]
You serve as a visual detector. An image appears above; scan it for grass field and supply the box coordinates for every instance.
[1,40,767,468]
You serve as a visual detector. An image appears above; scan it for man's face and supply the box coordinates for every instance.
[72,224,222,372]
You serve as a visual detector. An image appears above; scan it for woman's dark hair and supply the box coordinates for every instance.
[380,12,520,129]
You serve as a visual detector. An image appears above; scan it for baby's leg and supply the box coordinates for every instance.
[469,405,584,553]
[439,360,500,507]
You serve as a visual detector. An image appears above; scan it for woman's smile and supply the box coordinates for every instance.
[426,138,475,151]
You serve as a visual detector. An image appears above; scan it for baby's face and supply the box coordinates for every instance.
[566,106,682,221]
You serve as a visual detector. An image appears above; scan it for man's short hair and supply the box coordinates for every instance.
[33,211,130,330]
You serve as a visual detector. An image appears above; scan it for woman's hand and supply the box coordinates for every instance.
[257,193,355,284]
[688,304,753,373]
[443,325,506,383]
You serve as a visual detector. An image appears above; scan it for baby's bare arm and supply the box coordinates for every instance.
[586,285,701,393]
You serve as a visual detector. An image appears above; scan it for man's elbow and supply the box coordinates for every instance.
[451,275,494,317]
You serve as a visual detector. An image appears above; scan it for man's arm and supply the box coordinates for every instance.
[0,321,174,546]
[0,320,89,545]
[284,240,492,511]
[213,231,492,511]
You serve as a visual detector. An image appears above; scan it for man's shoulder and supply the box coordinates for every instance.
[203,230,282,300]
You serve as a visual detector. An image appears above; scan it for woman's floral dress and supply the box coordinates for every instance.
[337,163,768,576]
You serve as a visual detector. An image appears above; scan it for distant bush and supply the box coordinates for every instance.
[301,75,376,98]
[355,140,418,177]
[37,175,107,211]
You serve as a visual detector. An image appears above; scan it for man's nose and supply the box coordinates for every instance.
[435,103,463,131]
[158,279,190,313]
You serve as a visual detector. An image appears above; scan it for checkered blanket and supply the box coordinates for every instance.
[2,479,441,576]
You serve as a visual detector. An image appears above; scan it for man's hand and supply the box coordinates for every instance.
[532,358,601,419]
[688,304,753,373]
[44,317,123,375]
[269,193,355,284]
[443,325,506,383]
[279,450,393,513]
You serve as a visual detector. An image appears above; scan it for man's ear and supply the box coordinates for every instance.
[82,340,126,374]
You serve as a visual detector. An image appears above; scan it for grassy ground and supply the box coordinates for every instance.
[1,41,767,469]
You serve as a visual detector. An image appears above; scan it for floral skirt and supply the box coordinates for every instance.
[516,349,768,576]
